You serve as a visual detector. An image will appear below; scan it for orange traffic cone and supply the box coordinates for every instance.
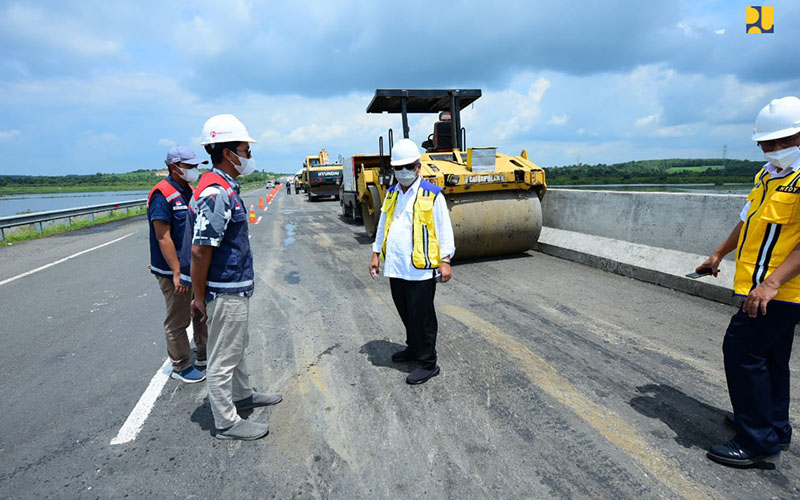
[258,196,265,209]
[248,203,257,223]
[266,194,273,203]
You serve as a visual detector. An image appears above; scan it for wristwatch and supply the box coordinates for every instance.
[441,258,451,264]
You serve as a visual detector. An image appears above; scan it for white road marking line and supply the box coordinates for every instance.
[0,232,136,287]
[111,325,195,445]
[257,216,262,223]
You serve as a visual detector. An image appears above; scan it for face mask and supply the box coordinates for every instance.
[178,166,200,183]
[765,146,800,170]
[233,153,256,176]
[395,169,417,186]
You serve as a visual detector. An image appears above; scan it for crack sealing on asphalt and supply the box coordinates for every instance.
[307,343,341,369]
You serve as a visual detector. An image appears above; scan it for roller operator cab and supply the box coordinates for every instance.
[359,89,547,260]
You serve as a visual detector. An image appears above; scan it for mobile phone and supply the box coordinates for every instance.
[686,268,715,279]
[434,270,443,282]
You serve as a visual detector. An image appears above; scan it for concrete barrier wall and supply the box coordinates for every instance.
[542,189,746,258]
[538,189,749,305]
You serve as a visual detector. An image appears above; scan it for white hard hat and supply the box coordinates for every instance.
[752,96,800,142]
[201,114,257,145]
[391,138,421,166]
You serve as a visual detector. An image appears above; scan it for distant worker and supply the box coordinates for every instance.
[368,139,455,385]
[285,179,291,194]
[180,114,282,441]
[698,96,800,467]
[147,145,208,384]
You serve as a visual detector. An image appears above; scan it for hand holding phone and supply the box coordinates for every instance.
[686,267,715,279]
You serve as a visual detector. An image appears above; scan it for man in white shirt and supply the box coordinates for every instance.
[369,139,456,385]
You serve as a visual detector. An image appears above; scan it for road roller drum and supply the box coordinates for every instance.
[447,190,542,260]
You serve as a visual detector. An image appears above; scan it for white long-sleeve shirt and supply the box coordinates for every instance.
[372,176,456,280]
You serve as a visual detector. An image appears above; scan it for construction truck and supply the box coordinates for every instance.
[299,152,322,193]
[340,154,383,220]
[357,89,546,260]
[304,149,343,201]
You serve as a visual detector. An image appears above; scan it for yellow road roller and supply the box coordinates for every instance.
[358,89,547,260]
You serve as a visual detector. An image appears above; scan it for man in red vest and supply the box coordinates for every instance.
[147,145,208,383]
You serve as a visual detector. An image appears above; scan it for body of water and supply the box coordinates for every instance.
[0,184,752,218]
[551,183,752,195]
[0,190,150,218]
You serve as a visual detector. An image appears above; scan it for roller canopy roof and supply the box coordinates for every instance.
[366,89,482,114]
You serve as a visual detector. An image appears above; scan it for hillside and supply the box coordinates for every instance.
[544,158,764,185]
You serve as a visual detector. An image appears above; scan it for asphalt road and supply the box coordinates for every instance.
[0,185,798,499]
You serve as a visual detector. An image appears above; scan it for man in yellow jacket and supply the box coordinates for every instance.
[699,96,800,466]
[369,139,455,385]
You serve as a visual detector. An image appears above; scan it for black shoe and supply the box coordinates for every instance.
[724,412,790,451]
[406,366,440,385]
[707,440,779,467]
[391,349,414,362]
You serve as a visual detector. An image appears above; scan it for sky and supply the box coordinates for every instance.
[1,0,798,176]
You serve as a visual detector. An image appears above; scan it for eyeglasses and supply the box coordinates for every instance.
[393,162,420,171]
[758,137,796,150]
[230,148,252,158]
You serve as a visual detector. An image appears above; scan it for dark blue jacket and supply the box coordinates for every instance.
[179,170,254,301]
[147,176,192,277]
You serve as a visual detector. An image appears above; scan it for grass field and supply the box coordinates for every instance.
[665,165,725,174]
[0,207,147,247]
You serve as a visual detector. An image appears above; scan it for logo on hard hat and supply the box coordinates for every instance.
[211,131,217,138]
[746,6,774,33]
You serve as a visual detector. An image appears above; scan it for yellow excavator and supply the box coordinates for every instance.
[355,89,547,260]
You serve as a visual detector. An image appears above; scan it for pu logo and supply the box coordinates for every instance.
[747,6,774,33]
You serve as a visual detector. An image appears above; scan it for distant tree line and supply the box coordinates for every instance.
[0,169,280,193]
[544,158,764,185]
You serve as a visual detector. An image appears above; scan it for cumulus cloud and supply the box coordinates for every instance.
[635,114,660,128]
[0,129,20,141]
[158,138,177,147]
[0,1,797,174]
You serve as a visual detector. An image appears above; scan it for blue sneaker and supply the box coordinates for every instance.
[170,366,206,383]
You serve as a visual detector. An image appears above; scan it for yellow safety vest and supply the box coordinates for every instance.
[735,167,800,303]
[380,182,442,269]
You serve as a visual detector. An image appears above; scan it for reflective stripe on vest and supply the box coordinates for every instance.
[192,171,235,203]
[380,180,442,269]
[147,179,185,208]
[147,178,193,277]
[735,168,800,303]
[180,170,254,296]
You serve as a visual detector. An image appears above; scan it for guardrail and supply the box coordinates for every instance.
[0,199,147,242]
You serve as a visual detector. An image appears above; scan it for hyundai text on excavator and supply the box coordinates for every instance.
[351,89,547,260]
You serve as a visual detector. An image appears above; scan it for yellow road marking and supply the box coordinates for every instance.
[307,364,329,394]
[440,305,723,500]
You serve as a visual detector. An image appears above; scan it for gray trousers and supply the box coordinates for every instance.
[206,295,255,429]
[156,275,208,371]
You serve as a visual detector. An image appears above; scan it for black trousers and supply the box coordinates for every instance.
[389,277,438,369]
[723,301,800,454]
